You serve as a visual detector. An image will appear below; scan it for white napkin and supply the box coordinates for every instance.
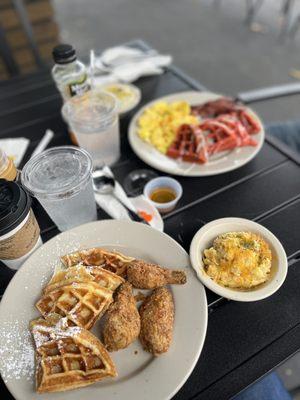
[93,45,172,84]
[94,165,136,219]
[92,166,165,232]
[0,138,29,166]
[95,181,136,220]
[101,46,153,66]
[112,56,171,82]
[94,181,164,232]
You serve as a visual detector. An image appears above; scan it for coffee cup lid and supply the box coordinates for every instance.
[0,179,32,236]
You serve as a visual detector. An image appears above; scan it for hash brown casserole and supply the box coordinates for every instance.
[203,232,272,289]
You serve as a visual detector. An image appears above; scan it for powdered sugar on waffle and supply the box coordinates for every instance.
[0,234,124,384]
[0,317,82,382]
[0,317,35,382]
[32,317,82,349]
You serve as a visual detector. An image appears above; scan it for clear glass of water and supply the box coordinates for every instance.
[21,146,97,231]
[62,90,120,166]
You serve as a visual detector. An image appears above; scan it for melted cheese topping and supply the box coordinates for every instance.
[203,232,272,289]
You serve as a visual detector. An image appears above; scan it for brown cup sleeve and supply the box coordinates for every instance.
[0,209,40,260]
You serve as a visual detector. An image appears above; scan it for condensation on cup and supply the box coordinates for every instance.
[62,89,120,167]
[21,146,97,232]
[0,180,42,270]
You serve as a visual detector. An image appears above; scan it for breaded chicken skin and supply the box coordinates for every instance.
[139,287,174,355]
[127,260,186,289]
[103,282,140,351]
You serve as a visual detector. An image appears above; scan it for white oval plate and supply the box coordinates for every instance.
[130,195,164,232]
[190,218,288,301]
[0,220,207,400]
[128,91,265,176]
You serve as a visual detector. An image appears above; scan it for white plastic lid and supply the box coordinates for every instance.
[62,90,118,133]
[21,146,93,199]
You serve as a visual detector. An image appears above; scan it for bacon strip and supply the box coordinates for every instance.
[166,100,260,164]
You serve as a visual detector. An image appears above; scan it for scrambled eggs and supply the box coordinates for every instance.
[138,101,198,153]
[203,232,272,289]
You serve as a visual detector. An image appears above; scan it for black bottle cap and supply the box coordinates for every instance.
[0,179,32,237]
[52,44,77,64]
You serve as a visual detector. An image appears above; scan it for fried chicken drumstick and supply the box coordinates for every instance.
[127,260,186,289]
[103,282,140,352]
[139,287,174,355]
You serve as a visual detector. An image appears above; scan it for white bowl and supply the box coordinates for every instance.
[189,217,288,302]
[100,82,141,115]
[143,176,183,214]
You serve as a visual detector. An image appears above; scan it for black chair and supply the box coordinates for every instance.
[0,0,45,78]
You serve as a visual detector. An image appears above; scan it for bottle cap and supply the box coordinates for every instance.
[52,44,77,64]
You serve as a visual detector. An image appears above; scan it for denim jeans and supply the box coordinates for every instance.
[234,119,298,400]
[267,120,300,154]
[234,372,292,400]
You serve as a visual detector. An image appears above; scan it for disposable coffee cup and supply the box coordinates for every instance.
[0,179,42,270]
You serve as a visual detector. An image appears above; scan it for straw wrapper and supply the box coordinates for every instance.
[0,138,29,167]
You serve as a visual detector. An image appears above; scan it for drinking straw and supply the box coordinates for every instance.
[30,130,54,159]
[90,49,95,89]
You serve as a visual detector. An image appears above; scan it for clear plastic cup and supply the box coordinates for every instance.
[21,146,97,231]
[62,90,120,166]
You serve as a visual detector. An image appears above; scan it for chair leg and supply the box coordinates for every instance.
[279,0,295,40]
[245,0,265,26]
[213,0,222,8]
[11,0,44,68]
[289,13,300,39]
[281,0,293,15]
[0,24,19,77]
[245,0,254,25]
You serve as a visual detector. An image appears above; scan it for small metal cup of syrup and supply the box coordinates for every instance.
[144,177,183,214]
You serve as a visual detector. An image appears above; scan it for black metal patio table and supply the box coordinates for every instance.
[0,40,300,400]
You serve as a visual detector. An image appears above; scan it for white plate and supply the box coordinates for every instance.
[128,91,265,176]
[190,218,288,302]
[0,220,207,400]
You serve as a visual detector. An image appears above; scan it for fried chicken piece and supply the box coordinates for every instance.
[127,260,186,289]
[139,287,174,355]
[103,282,140,351]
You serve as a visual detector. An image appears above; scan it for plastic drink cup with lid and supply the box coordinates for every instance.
[21,146,97,232]
[0,149,17,181]
[0,180,42,270]
[62,90,120,166]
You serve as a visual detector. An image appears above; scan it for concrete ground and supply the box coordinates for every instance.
[52,0,300,124]
[52,0,300,396]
